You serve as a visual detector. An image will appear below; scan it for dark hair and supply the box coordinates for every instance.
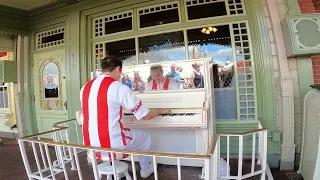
[150,64,163,72]
[100,56,122,72]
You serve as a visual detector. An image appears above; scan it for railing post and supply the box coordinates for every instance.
[57,145,70,180]
[130,154,137,180]
[18,140,33,180]
[44,143,57,180]
[89,150,100,180]
[65,129,76,170]
[31,142,43,178]
[177,158,182,180]
[73,147,83,180]
[238,135,244,178]
[260,130,268,180]
[153,156,158,180]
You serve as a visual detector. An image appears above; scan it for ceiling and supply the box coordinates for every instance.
[0,0,57,11]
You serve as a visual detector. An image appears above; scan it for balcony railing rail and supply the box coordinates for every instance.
[17,119,272,180]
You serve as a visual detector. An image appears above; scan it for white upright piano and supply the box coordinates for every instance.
[121,59,215,166]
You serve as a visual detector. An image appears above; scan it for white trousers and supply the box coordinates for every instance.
[119,129,152,170]
[87,129,152,170]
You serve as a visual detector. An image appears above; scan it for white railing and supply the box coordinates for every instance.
[17,119,272,180]
[215,121,270,180]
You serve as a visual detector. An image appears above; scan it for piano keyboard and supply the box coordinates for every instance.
[122,109,207,128]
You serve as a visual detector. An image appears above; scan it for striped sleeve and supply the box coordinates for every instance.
[117,85,150,120]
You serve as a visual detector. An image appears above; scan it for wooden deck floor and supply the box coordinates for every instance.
[0,137,301,180]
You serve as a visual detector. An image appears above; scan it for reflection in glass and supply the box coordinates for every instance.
[122,73,133,89]
[122,61,206,92]
[189,63,204,88]
[132,71,146,92]
[187,25,236,120]
[138,31,185,64]
[105,39,136,66]
[145,65,180,91]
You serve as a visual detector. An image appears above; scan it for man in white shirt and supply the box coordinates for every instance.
[145,65,179,91]
[80,56,171,178]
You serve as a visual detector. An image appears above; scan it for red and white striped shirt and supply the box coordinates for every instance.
[80,74,150,149]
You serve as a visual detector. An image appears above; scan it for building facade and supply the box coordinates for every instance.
[0,0,319,170]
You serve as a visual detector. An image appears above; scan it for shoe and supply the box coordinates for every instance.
[140,162,155,178]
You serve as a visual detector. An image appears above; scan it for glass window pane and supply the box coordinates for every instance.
[140,9,179,28]
[187,2,227,20]
[105,17,132,35]
[138,31,185,64]
[105,39,136,66]
[42,33,64,44]
[0,83,9,108]
[187,25,236,121]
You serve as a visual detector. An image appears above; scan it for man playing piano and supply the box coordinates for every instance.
[145,64,180,91]
[80,56,171,178]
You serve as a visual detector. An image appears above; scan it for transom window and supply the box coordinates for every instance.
[92,0,245,37]
[138,2,180,28]
[93,11,133,37]
[36,27,65,50]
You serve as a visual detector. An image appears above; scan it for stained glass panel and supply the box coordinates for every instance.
[40,60,63,110]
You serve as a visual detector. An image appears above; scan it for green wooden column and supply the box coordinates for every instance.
[244,0,278,155]
[23,36,37,135]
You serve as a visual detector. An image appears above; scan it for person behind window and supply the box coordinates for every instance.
[189,63,204,88]
[132,71,146,92]
[165,64,180,85]
[122,73,132,89]
[145,65,179,91]
[80,56,171,178]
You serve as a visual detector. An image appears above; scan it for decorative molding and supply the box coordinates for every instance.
[0,27,28,36]
[278,76,296,165]
[0,5,29,36]
[282,15,320,57]
[281,144,296,161]
[279,76,294,97]
[292,17,320,49]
